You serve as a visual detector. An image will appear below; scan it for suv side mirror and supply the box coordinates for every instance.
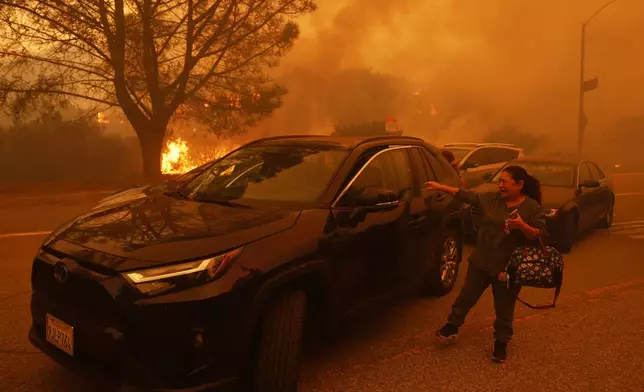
[355,187,399,210]
[580,179,600,189]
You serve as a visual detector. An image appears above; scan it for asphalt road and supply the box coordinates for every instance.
[1,175,644,391]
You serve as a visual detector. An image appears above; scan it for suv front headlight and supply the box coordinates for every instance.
[122,247,244,296]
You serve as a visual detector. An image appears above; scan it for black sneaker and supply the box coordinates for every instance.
[492,340,507,363]
[436,323,459,342]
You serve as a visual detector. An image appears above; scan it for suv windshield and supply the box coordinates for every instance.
[176,144,348,204]
[491,162,576,187]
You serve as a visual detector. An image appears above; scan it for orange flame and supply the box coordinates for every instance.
[161,137,233,175]
[96,112,109,124]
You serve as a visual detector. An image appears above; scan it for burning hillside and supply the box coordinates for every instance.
[161,137,235,175]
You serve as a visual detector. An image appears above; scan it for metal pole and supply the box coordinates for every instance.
[577,0,618,157]
[577,23,586,158]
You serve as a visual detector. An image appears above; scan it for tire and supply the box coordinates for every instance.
[427,227,461,296]
[597,198,614,229]
[255,290,307,392]
[558,213,577,254]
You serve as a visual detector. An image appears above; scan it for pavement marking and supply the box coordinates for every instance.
[611,172,644,176]
[0,231,51,239]
[615,192,644,197]
[612,229,644,236]
[609,220,644,241]
[612,220,644,227]
[309,279,644,381]
[0,190,116,202]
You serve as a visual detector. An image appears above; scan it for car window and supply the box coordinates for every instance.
[587,162,604,180]
[179,144,348,204]
[445,148,471,162]
[421,149,446,181]
[337,148,413,207]
[578,163,593,184]
[409,148,430,196]
[465,148,496,167]
[491,162,576,187]
[497,148,520,161]
[467,147,517,167]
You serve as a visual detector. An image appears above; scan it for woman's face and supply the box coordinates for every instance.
[498,171,523,199]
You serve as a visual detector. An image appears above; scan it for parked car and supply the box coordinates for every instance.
[29,135,465,392]
[466,156,615,253]
[442,143,524,188]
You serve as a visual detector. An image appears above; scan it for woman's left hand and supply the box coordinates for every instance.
[506,215,526,230]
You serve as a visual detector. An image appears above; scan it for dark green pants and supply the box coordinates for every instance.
[447,264,521,342]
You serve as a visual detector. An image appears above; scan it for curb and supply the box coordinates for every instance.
[0,190,117,202]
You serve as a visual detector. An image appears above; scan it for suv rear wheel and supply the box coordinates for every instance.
[255,290,307,392]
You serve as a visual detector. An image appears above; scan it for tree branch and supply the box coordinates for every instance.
[6,2,113,65]
[0,87,117,106]
[0,51,112,81]
[141,0,163,114]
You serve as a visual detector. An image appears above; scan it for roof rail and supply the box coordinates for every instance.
[486,143,520,148]
[444,142,519,148]
[444,142,479,146]
[240,134,425,150]
[240,134,329,147]
[354,135,424,147]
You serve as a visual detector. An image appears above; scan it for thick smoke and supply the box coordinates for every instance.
[252,0,644,159]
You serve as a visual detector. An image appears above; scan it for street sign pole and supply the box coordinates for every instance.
[577,23,587,158]
[577,0,618,158]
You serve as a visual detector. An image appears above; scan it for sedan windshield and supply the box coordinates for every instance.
[491,162,576,187]
[176,144,348,204]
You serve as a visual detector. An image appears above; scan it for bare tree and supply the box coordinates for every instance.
[0,0,316,180]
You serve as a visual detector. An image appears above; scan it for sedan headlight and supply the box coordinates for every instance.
[122,247,243,296]
[544,208,558,218]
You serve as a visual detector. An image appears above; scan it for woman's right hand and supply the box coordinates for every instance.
[425,181,443,192]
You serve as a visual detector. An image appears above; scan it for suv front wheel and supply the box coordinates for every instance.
[255,290,307,392]
[427,227,461,296]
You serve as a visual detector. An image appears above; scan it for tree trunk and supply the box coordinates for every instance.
[138,131,165,182]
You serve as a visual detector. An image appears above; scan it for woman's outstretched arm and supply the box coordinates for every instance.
[425,181,481,207]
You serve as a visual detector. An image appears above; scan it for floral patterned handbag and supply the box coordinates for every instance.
[506,237,564,309]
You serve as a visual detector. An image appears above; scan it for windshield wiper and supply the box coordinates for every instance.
[193,195,250,208]
[163,190,189,200]
[209,199,250,208]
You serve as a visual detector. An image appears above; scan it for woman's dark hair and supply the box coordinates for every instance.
[441,150,455,163]
[502,165,542,205]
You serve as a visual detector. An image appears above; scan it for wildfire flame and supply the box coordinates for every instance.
[161,137,233,175]
[96,112,109,124]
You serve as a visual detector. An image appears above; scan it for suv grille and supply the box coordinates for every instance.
[32,256,124,321]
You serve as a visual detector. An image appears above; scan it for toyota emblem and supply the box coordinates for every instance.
[53,262,69,284]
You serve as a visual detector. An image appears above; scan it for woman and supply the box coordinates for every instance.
[441,150,460,173]
[425,165,547,363]
[441,150,466,188]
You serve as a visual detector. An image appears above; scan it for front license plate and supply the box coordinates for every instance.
[46,314,74,356]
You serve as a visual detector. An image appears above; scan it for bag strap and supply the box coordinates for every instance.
[514,270,563,310]
[523,234,548,255]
